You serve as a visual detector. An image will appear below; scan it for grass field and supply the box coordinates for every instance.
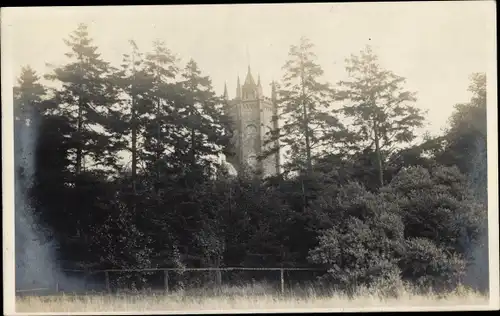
[16,283,489,313]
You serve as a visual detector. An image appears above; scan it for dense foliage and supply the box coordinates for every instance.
[14,23,488,293]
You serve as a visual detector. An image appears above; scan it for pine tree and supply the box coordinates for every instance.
[127,40,182,269]
[44,23,123,176]
[176,59,231,179]
[140,40,179,181]
[14,66,45,205]
[439,73,487,176]
[336,45,426,187]
[111,40,157,209]
[271,36,341,175]
[14,66,45,124]
[41,23,128,260]
[14,67,51,284]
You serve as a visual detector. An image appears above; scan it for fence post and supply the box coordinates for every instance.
[164,270,169,293]
[216,268,222,289]
[280,268,285,295]
[105,271,110,294]
[84,269,89,291]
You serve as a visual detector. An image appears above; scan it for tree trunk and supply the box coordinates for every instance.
[303,101,313,174]
[131,55,138,195]
[75,97,83,175]
[131,93,137,190]
[190,125,196,170]
[300,61,313,175]
[156,97,161,184]
[76,57,85,176]
[373,119,384,187]
[301,178,307,212]
[189,81,197,174]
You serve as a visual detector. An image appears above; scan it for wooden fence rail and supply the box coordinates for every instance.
[57,267,327,295]
[65,267,326,273]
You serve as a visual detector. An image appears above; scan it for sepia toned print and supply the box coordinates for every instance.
[2,2,498,314]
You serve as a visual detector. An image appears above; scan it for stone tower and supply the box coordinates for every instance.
[224,66,280,177]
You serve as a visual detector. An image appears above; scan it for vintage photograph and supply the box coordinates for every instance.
[2,2,498,314]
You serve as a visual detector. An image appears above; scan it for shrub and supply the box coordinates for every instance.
[382,165,483,291]
[360,267,406,298]
[308,182,405,293]
[386,165,484,259]
[308,165,483,294]
[400,237,466,292]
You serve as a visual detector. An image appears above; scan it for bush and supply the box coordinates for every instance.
[400,238,466,292]
[308,182,405,293]
[383,165,482,291]
[386,165,484,259]
[308,165,484,294]
[360,267,406,298]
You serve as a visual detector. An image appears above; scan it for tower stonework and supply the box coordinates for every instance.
[224,66,280,177]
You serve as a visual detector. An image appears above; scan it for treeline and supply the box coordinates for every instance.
[14,23,488,293]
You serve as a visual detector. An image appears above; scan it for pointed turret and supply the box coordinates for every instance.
[236,76,241,99]
[242,65,257,99]
[257,74,263,96]
[271,80,277,101]
[243,65,256,87]
[223,82,228,100]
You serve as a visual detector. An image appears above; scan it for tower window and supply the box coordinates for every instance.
[245,124,257,138]
[247,154,257,169]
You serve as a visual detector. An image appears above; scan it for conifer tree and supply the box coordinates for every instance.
[176,59,231,179]
[336,45,426,187]
[129,40,181,268]
[271,36,342,175]
[140,40,179,181]
[14,66,45,125]
[14,67,46,214]
[111,40,157,206]
[14,66,47,246]
[439,73,487,176]
[115,40,144,185]
[45,23,123,176]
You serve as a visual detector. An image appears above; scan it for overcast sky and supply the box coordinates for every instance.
[3,1,496,136]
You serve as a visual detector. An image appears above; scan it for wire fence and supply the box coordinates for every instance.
[16,267,328,296]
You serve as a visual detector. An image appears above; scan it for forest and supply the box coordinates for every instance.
[14,23,488,294]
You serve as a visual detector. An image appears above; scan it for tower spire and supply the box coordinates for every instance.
[257,74,263,96]
[236,75,241,99]
[244,65,256,86]
[271,80,277,101]
[246,44,250,69]
[223,82,228,100]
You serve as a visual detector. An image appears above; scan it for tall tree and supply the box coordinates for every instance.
[14,66,46,215]
[14,66,45,125]
[116,40,144,188]
[44,23,123,176]
[140,40,179,181]
[271,36,341,175]
[438,73,487,178]
[176,59,231,179]
[336,45,426,187]
[41,23,127,257]
[433,73,488,291]
[111,40,156,210]
[14,66,48,257]
[131,40,181,269]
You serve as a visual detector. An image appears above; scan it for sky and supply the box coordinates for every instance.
[3,1,496,137]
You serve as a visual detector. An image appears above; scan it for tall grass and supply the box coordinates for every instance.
[16,282,489,313]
